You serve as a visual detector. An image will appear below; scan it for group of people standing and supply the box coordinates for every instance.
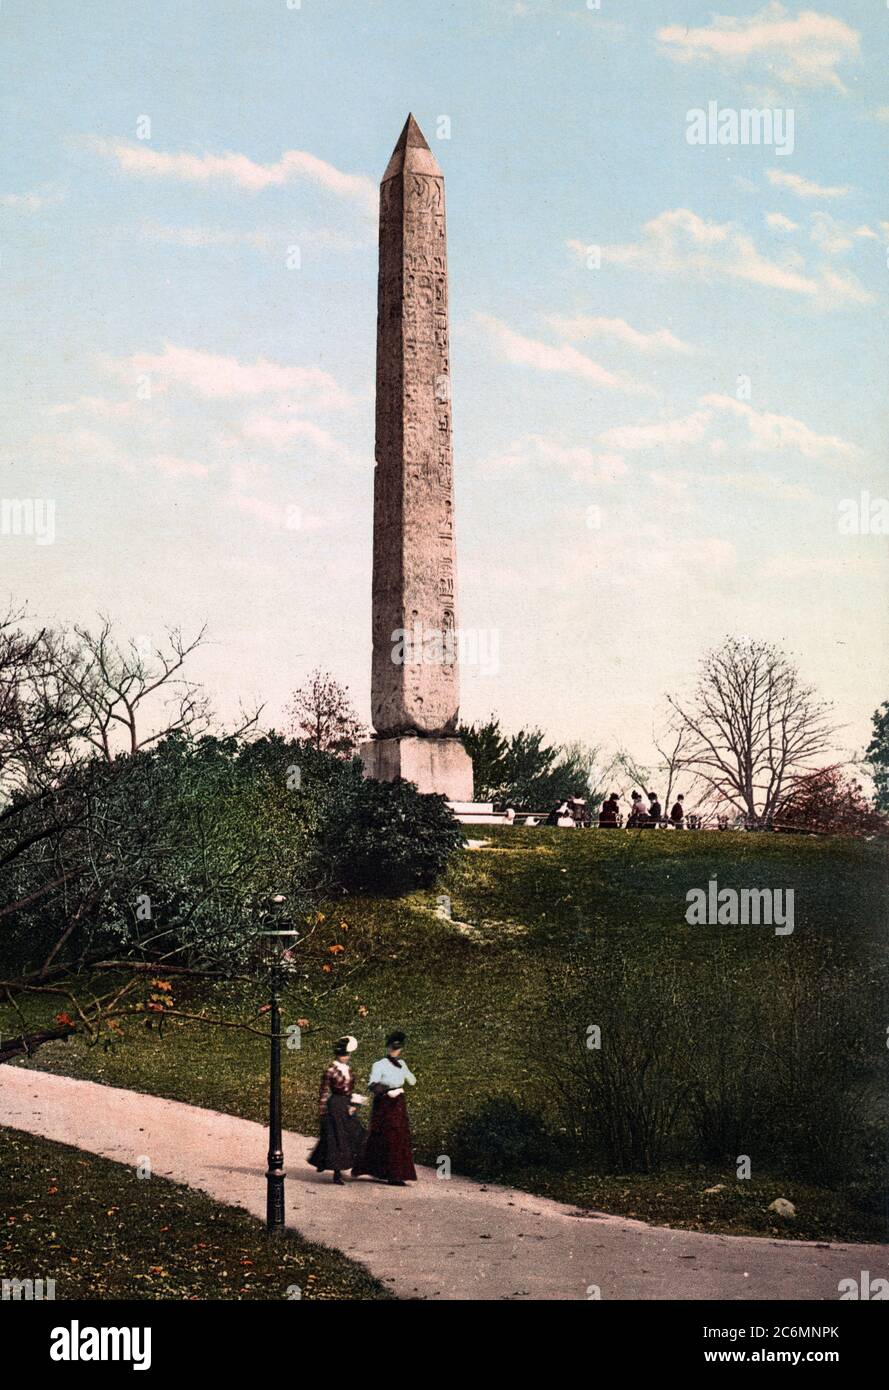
[598,790,685,829]
[308,1030,417,1187]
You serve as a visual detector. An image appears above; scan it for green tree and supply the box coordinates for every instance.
[458,717,507,799]
[1,621,460,1062]
[460,719,597,810]
[864,702,889,813]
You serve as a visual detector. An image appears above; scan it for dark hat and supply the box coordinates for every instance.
[386,1030,406,1049]
[334,1035,358,1056]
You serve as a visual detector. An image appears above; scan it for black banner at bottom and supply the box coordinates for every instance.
[3,1296,884,1376]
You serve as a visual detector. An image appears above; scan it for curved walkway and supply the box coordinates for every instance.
[1,1065,884,1300]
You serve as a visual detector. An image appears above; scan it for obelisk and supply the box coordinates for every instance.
[360,114,473,800]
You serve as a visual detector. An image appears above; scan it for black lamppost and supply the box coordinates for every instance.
[259,896,299,1236]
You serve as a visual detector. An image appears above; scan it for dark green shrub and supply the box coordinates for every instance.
[542,946,690,1172]
[452,1097,560,1174]
[321,775,462,893]
[0,734,463,976]
[540,931,889,1182]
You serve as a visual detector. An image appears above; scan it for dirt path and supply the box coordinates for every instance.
[2,1065,884,1300]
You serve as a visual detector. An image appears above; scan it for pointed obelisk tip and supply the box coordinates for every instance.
[382,113,442,181]
[398,113,431,151]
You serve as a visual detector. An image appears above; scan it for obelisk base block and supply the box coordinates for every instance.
[360,736,474,801]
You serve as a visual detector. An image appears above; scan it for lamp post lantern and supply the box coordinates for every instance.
[259,895,299,1236]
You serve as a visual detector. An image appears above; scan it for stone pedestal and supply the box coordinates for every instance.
[360,736,473,801]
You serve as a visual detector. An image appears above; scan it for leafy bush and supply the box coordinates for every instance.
[545,949,689,1171]
[541,933,889,1180]
[777,764,887,837]
[1,733,463,975]
[452,1097,560,1174]
[320,775,462,893]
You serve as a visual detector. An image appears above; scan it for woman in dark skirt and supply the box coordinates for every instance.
[307,1036,367,1185]
[352,1031,417,1186]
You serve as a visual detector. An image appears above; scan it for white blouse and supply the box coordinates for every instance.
[368,1057,417,1089]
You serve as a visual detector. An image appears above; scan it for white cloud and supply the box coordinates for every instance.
[224,493,291,528]
[683,537,737,569]
[234,414,348,454]
[485,434,628,484]
[657,5,860,93]
[612,531,736,577]
[476,314,655,395]
[598,410,713,453]
[148,453,213,479]
[646,468,695,497]
[809,210,853,255]
[221,411,363,469]
[87,137,377,214]
[713,470,813,502]
[581,206,872,308]
[50,395,143,420]
[764,551,874,580]
[703,393,862,464]
[813,265,873,307]
[809,212,881,257]
[0,183,65,213]
[33,427,120,465]
[30,428,211,482]
[545,314,695,355]
[139,222,274,250]
[103,343,352,409]
[223,490,331,532]
[765,211,798,232]
[138,221,366,253]
[591,395,861,469]
[767,168,851,200]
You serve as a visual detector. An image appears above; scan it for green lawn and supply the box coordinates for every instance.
[5,828,888,1244]
[0,1128,391,1300]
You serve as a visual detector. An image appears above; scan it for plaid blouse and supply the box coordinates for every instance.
[319,1062,354,1116]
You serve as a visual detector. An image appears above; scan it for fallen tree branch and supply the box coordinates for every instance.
[0,1024,76,1063]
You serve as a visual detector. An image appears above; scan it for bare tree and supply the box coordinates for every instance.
[1,611,219,801]
[652,722,714,813]
[286,669,364,756]
[667,637,836,824]
[0,606,80,799]
[0,613,321,1066]
[609,722,707,812]
[48,618,212,762]
[609,747,652,796]
[0,613,230,887]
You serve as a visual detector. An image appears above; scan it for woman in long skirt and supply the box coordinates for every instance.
[307,1036,366,1185]
[352,1031,417,1186]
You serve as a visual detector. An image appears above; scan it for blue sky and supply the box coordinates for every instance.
[2,0,887,764]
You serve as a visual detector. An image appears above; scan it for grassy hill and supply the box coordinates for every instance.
[5,828,888,1243]
[0,1128,390,1300]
